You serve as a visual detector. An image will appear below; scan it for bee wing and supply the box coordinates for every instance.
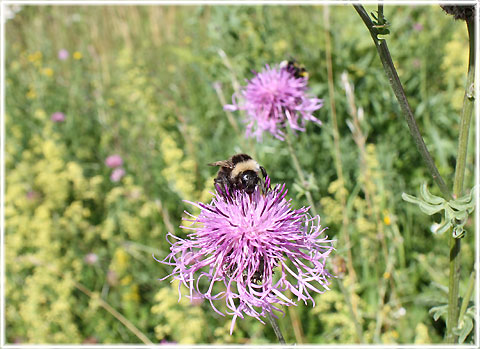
[208,160,234,168]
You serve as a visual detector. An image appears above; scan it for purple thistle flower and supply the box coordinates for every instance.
[51,112,66,122]
[224,63,323,140]
[58,49,69,60]
[110,168,125,182]
[105,154,123,168]
[157,179,334,334]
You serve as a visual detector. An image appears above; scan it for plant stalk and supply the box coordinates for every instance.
[446,17,476,344]
[266,311,286,345]
[458,268,475,327]
[353,4,451,199]
[285,131,318,216]
[323,5,357,284]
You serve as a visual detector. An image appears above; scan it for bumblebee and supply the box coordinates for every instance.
[280,58,309,79]
[208,153,267,195]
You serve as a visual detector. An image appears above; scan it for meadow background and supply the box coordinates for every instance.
[4,4,476,344]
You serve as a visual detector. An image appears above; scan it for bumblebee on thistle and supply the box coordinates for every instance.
[158,161,334,333]
[224,60,323,140]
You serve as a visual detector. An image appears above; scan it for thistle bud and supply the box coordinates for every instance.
[440,5,475,21]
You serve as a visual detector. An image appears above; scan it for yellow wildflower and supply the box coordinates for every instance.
[42,67,54,77]
[383,215,391,226]
[73,51,83,60]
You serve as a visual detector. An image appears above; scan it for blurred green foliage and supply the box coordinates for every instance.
[5,4,475,344]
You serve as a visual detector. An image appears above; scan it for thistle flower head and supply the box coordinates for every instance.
[440,5,475,21]
[225,63,323,140]
[51,112,66,122]
[105,154,123,168]
[110,168,125,182]
[158,179,334,333]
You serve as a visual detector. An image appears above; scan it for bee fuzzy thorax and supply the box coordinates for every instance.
[230,160,260,179]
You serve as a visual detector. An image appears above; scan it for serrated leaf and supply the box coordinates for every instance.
[449,200,474,212]
[435,221,452,235]
[454,317,473,344]
[420,183,445,205]
[402,193,444,215]
[429,304,448,321]
[454,186,476,204]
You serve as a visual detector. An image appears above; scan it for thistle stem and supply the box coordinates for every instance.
[285,131,318,216]
[446,17,475,344]
[353,4,451,199]
[266,311,286,345]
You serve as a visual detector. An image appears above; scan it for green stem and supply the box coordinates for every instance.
[458,269,475,328]
[285,131,318,216]
[353,5,451,199]
[324,5,357,283]
[266,311,286,345]
[446,17,475,344]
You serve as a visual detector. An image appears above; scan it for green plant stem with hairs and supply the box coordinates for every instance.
[266,312,286,345]
[285,131,318,216]
[446,16,475,344]
[353,4,451,199]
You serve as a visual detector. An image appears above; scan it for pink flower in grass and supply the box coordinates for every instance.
[225,63,323,140]
[157,178,334,334]
[51,112,66,122]
[110,168,125,182]
[84,253,99,265]
[58,49,69,60]
[105,154,123,168]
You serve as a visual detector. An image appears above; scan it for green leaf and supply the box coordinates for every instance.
[429,304,448,321]
[402,193,444,215]
[434,221,451,235]
[420,183,445,205]
[454,317,473,344]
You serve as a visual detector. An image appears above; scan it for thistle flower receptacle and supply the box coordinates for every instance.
[440,5,475,21]
[224,64,323,140]
[157,180,334,333]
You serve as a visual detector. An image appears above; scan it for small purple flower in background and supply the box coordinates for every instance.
[58,49,69,60]
[84,253,99,265]
[224,63,323,140]
[413,23,424,31]
[25,190,39,201]
[158,179,334,334]
[105,154,123,168]
[160,339,177,345]
[110,168,125,182]
[51,112,66,122]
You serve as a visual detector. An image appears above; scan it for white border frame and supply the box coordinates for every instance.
[0,1,478,348]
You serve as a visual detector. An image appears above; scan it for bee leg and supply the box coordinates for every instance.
[260,166,268,179]
[214,174,233,200]
[259,166,271,194]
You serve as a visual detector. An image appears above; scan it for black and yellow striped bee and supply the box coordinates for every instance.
[280,59,309,79]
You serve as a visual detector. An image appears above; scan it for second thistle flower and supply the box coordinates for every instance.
[225,62,323,140]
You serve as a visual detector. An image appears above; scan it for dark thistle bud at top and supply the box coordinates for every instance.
[440,5,475,21]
